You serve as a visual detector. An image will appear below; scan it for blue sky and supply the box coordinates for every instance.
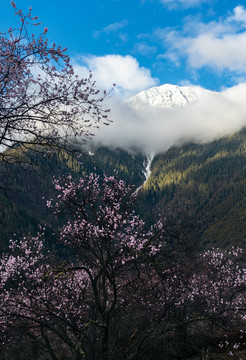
[1,0,246,96]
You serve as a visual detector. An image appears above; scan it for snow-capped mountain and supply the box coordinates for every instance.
[128,84,214,109]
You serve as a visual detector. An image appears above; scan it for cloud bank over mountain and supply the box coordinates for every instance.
[89,82,246,155]
[72,54,246,156]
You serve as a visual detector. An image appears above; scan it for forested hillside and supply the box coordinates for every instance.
[1,129,246,251]
[0,147,145,250]
[142,128,246,247]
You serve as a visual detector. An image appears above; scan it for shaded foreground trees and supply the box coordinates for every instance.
[1,173,246,359]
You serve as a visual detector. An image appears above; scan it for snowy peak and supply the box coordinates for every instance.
[128,84,213,109]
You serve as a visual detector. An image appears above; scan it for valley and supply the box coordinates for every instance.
[1,127,246,251]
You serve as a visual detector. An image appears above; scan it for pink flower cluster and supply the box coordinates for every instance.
[1,173,246,358]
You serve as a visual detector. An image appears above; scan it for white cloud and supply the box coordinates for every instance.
[159,5,246,73]
[93,20,129,38]
[74,55,158,97]
[159,0,208,9]
[183,32,246,71]
[89,83,246,155]
[102,20,129,33]
[228,5,246,25]
[133,42,157,57]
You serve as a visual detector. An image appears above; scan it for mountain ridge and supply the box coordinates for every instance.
[127,83,216,109]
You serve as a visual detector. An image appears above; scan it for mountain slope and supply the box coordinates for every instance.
[1,130,246,251]
[141,129,246,247]
[0,147,146,250]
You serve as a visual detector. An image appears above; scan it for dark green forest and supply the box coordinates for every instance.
[142,128,246,248]
[1,128,246,251]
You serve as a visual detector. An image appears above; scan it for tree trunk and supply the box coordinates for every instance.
[101,324,109,360]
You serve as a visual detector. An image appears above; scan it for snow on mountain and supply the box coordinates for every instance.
[127,84,214,110]
[126,84,216,187]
